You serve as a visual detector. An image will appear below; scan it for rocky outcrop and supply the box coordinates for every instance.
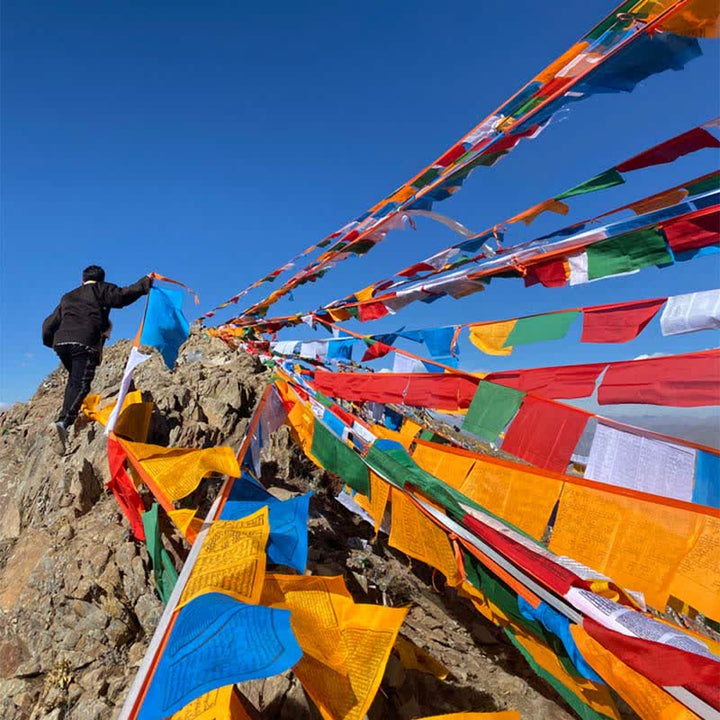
[0,331,578,719]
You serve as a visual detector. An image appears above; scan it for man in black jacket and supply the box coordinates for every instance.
[42,265,152,454]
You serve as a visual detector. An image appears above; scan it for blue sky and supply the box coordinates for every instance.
[2,1,719,405]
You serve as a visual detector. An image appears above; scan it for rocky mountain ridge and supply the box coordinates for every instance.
[0,332,583,719]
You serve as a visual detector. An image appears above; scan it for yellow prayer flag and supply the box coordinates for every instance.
[659,0,720,38]
[389,489,462,587]
[327,307,352,322]
[354,471,390,533]
[285,394,316,456]
[179,507,269,607]
[121,440,240,502]
[170,684,252,720]
[468,321,515,356]
[293,602,408,720]
[387,186,416,204]
[569,625,698,720]
[511,626,620,719]
[354,285,376,303]
[393,635,449,680]
[168,508,204,540]
[82,390,143,426]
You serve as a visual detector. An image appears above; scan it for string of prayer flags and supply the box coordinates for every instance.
[501,396,588,473]
[660,288,720,335]
[136,592,301,720]
[389,488,463,587]
[580,298,666,343]
[142,503,179,604]
[220,474,311,573]
[462,381,525,444]
[179,507,269,607]
[120,440,240,502]
[140,287,191,369]
[597,349,720,406]
[107,437,147,541]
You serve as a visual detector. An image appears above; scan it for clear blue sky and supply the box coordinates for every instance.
[2,1,719,406]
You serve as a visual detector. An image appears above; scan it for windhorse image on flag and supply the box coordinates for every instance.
[2,1,720,720]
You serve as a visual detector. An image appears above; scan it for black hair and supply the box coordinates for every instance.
[82,265,105,283]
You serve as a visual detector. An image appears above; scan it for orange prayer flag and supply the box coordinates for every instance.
[658,0,720,38]
[507,199,569,226]
[170,684,252,720]
[354,471,390,532]
[534,40,590,84]
[628,188,689,215]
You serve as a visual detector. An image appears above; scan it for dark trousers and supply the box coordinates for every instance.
[55,344,100,426]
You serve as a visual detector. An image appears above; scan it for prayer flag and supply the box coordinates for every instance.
[358,301,389,322]
[179,507,269,607]
[169,685,252,720]
[420,327,457,358]
[581,298,666,343]
[221,475,311,573]
[660,208,719,254]
[616,127,720,172]
[693,451,720,509]
[463,381,524,443]
[597,350,720,406]
[627,187,689,215]
[486,363,605,400]
[523,259,569,288]
[142,503,179,604]
[121,440,240,502]
[555,169,625,200]
[468,321,515,356]
[504,311,579,347]
[310,421,370,496]
[140,287,190,369]
[137,592,301,720]
[501,396,588,473]
[658,0,720,38]
[105,348,151,434]
[585,228,672,280]
[107,437,146,541]
[660,288,720,336]
[509,199,569,226]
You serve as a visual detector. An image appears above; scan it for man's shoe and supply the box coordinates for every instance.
[50,421,68,456]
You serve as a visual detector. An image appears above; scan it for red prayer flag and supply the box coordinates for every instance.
[361,341,394,362]
[501,396,588,473]
[397,262,436,278]
[486,363,605,399]
[358,301,390,322]
[598,350,720,407]
[107,438,146,541]
[584,618,720,688]
[313,371,479,410]
[581,298,666,343]
[436,143,467,167]
[616,127,720,173]
[523,258,569,288]
[661,207,719,254]
[463,514,587,596]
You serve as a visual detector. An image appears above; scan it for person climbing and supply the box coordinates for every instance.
[42,265,152,455]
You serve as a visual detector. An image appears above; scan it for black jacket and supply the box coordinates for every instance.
[42,276,152,351]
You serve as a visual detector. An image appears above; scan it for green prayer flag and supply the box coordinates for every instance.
[504,311,580,347]
[310,421,369,496]
[462,381,524,443]
[142,503,178,605]
[555,168,625,201]
[586,1,635,39]
[412,167,441,190]
[685,172,720,197]
[505,629,615,720]
[586,227,672,280]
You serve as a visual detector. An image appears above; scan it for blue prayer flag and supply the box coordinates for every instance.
[221,475,311,573]
[140,287,190,369]
[138,592,301,720]
[692,451,719,509]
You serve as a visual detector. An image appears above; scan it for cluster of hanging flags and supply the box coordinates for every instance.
[84,2,720,719]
